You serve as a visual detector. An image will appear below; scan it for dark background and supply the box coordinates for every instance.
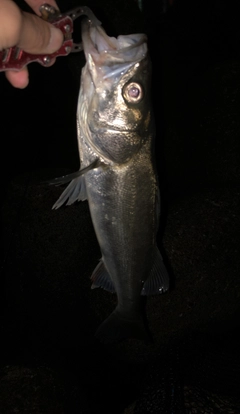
[1,0,240,412]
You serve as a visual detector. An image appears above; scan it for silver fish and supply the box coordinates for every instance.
[52,14,169,343]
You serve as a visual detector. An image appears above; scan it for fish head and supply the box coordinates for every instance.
[79,18,153,164]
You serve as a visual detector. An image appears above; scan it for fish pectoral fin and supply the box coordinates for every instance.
[141,247,170,295]
[52,176,87,210]
[47,159,102,186]
[90,259,115,293]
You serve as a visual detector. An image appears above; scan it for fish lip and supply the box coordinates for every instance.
[89,122,139,135]
[105,128,137,133]
[90,126,139,137]
[90,110,139,134]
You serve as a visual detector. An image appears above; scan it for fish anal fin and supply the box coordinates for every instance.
[91,259,115,293]
[141,247,169,296]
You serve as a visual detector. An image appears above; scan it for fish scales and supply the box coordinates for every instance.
[52,13,169,343]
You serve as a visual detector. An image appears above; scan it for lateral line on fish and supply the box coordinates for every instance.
[46,159,103,186]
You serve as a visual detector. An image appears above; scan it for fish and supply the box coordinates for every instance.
[51,12,169,343]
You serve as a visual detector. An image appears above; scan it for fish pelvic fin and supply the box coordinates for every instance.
[95,309,152,344]
[90,259,115,293]
[141,247,170,295]
[52,176,87,210]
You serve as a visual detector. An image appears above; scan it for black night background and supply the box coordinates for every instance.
[1,0,240,412]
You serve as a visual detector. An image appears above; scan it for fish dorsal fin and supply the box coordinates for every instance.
[52,176,87,210]
[91,259,115,293]
[141,247,169,295]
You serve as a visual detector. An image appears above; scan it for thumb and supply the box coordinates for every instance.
[18,11,63,54]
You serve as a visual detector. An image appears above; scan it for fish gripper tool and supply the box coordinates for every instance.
[0,4,99,72]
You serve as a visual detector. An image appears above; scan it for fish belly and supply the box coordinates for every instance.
[85,154,157,317]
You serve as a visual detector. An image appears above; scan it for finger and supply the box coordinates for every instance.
[0,1,63,53]
[5,56,57,88]
[5,67,29,89]
[0,0,22,49]
[19,11,63,54]
[24,0,59,16]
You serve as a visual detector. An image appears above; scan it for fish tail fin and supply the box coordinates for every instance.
[95,309,151,344]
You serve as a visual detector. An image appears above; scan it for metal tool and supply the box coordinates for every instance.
[0,4,100,72]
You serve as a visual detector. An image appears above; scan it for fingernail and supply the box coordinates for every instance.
[47,26,64,53]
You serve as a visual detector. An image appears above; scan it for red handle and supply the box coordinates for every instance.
[0,15,73,72]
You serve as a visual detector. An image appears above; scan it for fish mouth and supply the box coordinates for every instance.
[90,124,139,135]
[81,15,148,79]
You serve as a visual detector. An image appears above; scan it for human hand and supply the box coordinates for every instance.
[0,0,63,88]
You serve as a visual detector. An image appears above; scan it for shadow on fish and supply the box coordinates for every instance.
[49,10,170,344]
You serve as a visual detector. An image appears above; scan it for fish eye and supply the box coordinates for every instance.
[123,82,143,103]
